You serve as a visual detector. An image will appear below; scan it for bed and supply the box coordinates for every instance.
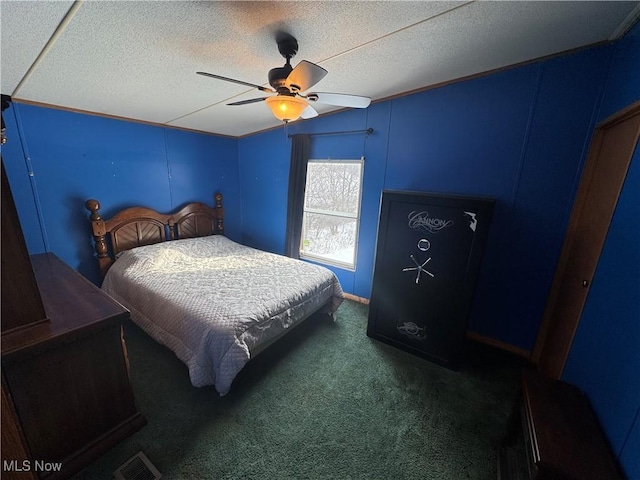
[85,194,343,395]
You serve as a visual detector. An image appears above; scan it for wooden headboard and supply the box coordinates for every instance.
[85,193,224,279]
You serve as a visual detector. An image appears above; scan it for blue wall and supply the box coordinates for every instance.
[2,103,240,284]
[563,21,640,479]
[237,128,290,254]
[238,45,611,353]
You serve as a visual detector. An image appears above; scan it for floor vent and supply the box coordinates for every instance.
[114,452,162,480]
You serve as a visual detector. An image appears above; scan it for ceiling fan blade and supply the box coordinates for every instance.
[285,60,327,92]
[300,104,318,119]
[227,98,268,106]
[307,92,371,109]
[197,72,275,93]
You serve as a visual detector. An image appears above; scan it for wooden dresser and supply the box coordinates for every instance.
[498,369,620,480]
[1,151,144,478]
[1,253,146,479]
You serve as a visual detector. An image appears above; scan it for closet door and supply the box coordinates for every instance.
[367,191,493,368]
[533,102,640,378]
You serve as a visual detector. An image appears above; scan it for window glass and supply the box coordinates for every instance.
[300,159,364,269]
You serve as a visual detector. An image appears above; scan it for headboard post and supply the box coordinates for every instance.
[215,193,224,234]
[85,199,113,279]
[167,218,176,240]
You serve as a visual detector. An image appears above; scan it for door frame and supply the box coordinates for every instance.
[532,100,640,377]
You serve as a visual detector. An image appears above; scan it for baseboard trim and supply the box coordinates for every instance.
[343,293,370,305]
[342,294,529,358]
[466,331,531,358]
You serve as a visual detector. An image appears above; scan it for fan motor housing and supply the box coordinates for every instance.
[268,65,293,90]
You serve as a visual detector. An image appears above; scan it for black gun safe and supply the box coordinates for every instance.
[367,190,494,368]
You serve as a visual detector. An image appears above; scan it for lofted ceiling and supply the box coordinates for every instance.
[1,1,639,138]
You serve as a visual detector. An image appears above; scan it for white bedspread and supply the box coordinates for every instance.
[102,235,343,395]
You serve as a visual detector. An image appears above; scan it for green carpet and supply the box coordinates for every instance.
[72,300,522,479]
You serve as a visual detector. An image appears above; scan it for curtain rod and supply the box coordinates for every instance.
[288,128,373,138]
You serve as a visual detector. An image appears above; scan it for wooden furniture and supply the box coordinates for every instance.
[2,99,144,478]
[86,193,224,279]
[498,369,620,480]
[1,253,146,480]
[1,160,47,334]
[367,190,494,368]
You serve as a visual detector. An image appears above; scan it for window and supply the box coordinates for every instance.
[300,159,364,269]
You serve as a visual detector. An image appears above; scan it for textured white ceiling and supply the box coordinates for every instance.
[1,1,639,137]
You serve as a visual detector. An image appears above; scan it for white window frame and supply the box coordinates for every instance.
[299,158,364,270]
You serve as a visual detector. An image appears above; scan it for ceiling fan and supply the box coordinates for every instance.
[197,33,371,122]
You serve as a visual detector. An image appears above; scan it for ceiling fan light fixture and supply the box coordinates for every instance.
[265,95,308,122]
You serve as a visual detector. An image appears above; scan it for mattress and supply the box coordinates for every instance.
[102,235,343,395]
